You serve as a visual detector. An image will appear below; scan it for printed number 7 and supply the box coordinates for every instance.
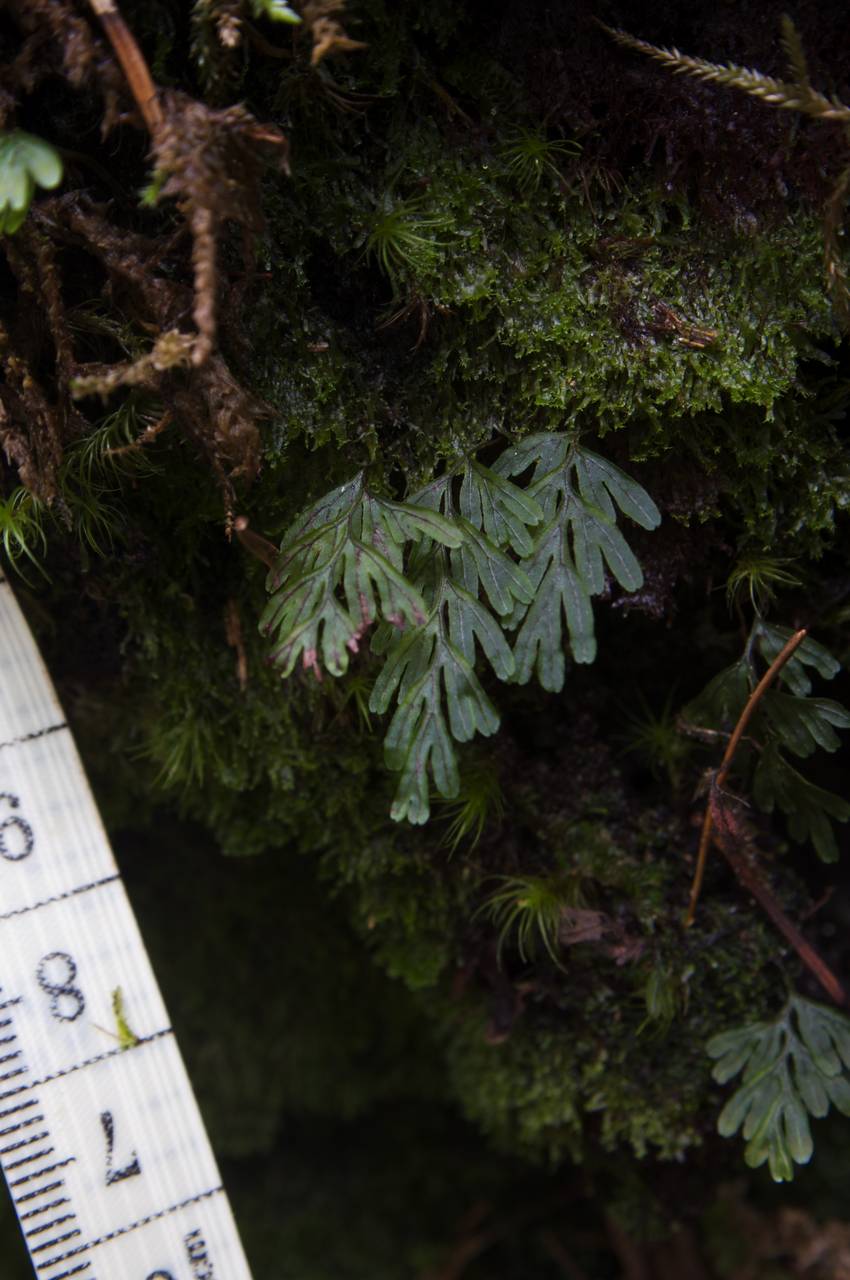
[100,1110,141,1186]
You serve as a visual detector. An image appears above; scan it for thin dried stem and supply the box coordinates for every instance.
[87,0,163,135]
[686,628,807,925]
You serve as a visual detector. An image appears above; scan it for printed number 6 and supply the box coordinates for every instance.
[0,792,33,861]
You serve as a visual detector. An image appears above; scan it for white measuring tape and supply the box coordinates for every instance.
[0,575,254,1280]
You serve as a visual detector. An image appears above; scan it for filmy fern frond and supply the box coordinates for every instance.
[686,619,849,862]
[370,461,541,823]
[754,742,850,863]
[494,438,660,690]
[261,472,461,680]
[261,435,661,823]
[708,996,850,1181]
[755,621,840,696]
[0,130,63,235]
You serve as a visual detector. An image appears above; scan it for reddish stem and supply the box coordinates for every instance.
[686,628,807,925]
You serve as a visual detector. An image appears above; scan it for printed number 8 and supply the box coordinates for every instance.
[0,792,33,861]
[36,952,85,1021]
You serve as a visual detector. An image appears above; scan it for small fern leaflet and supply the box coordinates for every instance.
[370,462,541,823]
[493,437,661,690]
[261,473,461,679]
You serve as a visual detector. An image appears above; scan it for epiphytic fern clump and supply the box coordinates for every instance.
[261,432,661,823]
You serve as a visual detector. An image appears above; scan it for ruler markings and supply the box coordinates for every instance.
[26,1214,76,1238]
[11,1157,75,1187]
[1,1099,40,1122]
[31,1228,82,1255]
[47,1264,92,1280]
[24,1028,174,1093]
[0,1066,29,1082]
[7,1147,54,1171]
[0,724,68,754]
[1,1113,45,1139]
[15,1180,65,1205]
[0,1085,31,1103]
[1,579,254,1279]
[0,876,121,922]
[20,1197,71,1221]
[35,1184,225,1271]
[0,1131,50,1157]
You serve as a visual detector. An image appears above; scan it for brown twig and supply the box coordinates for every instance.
[685,628,807,925]
[86,0,163,135]
[710,805,846,1005]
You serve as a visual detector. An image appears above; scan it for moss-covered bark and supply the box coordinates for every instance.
[2,0,850,1274]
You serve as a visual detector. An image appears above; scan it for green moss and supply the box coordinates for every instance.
[440,779,782,1164]
[5,0,850,1268]
[327,835,460,989]
[240,123,848,554]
